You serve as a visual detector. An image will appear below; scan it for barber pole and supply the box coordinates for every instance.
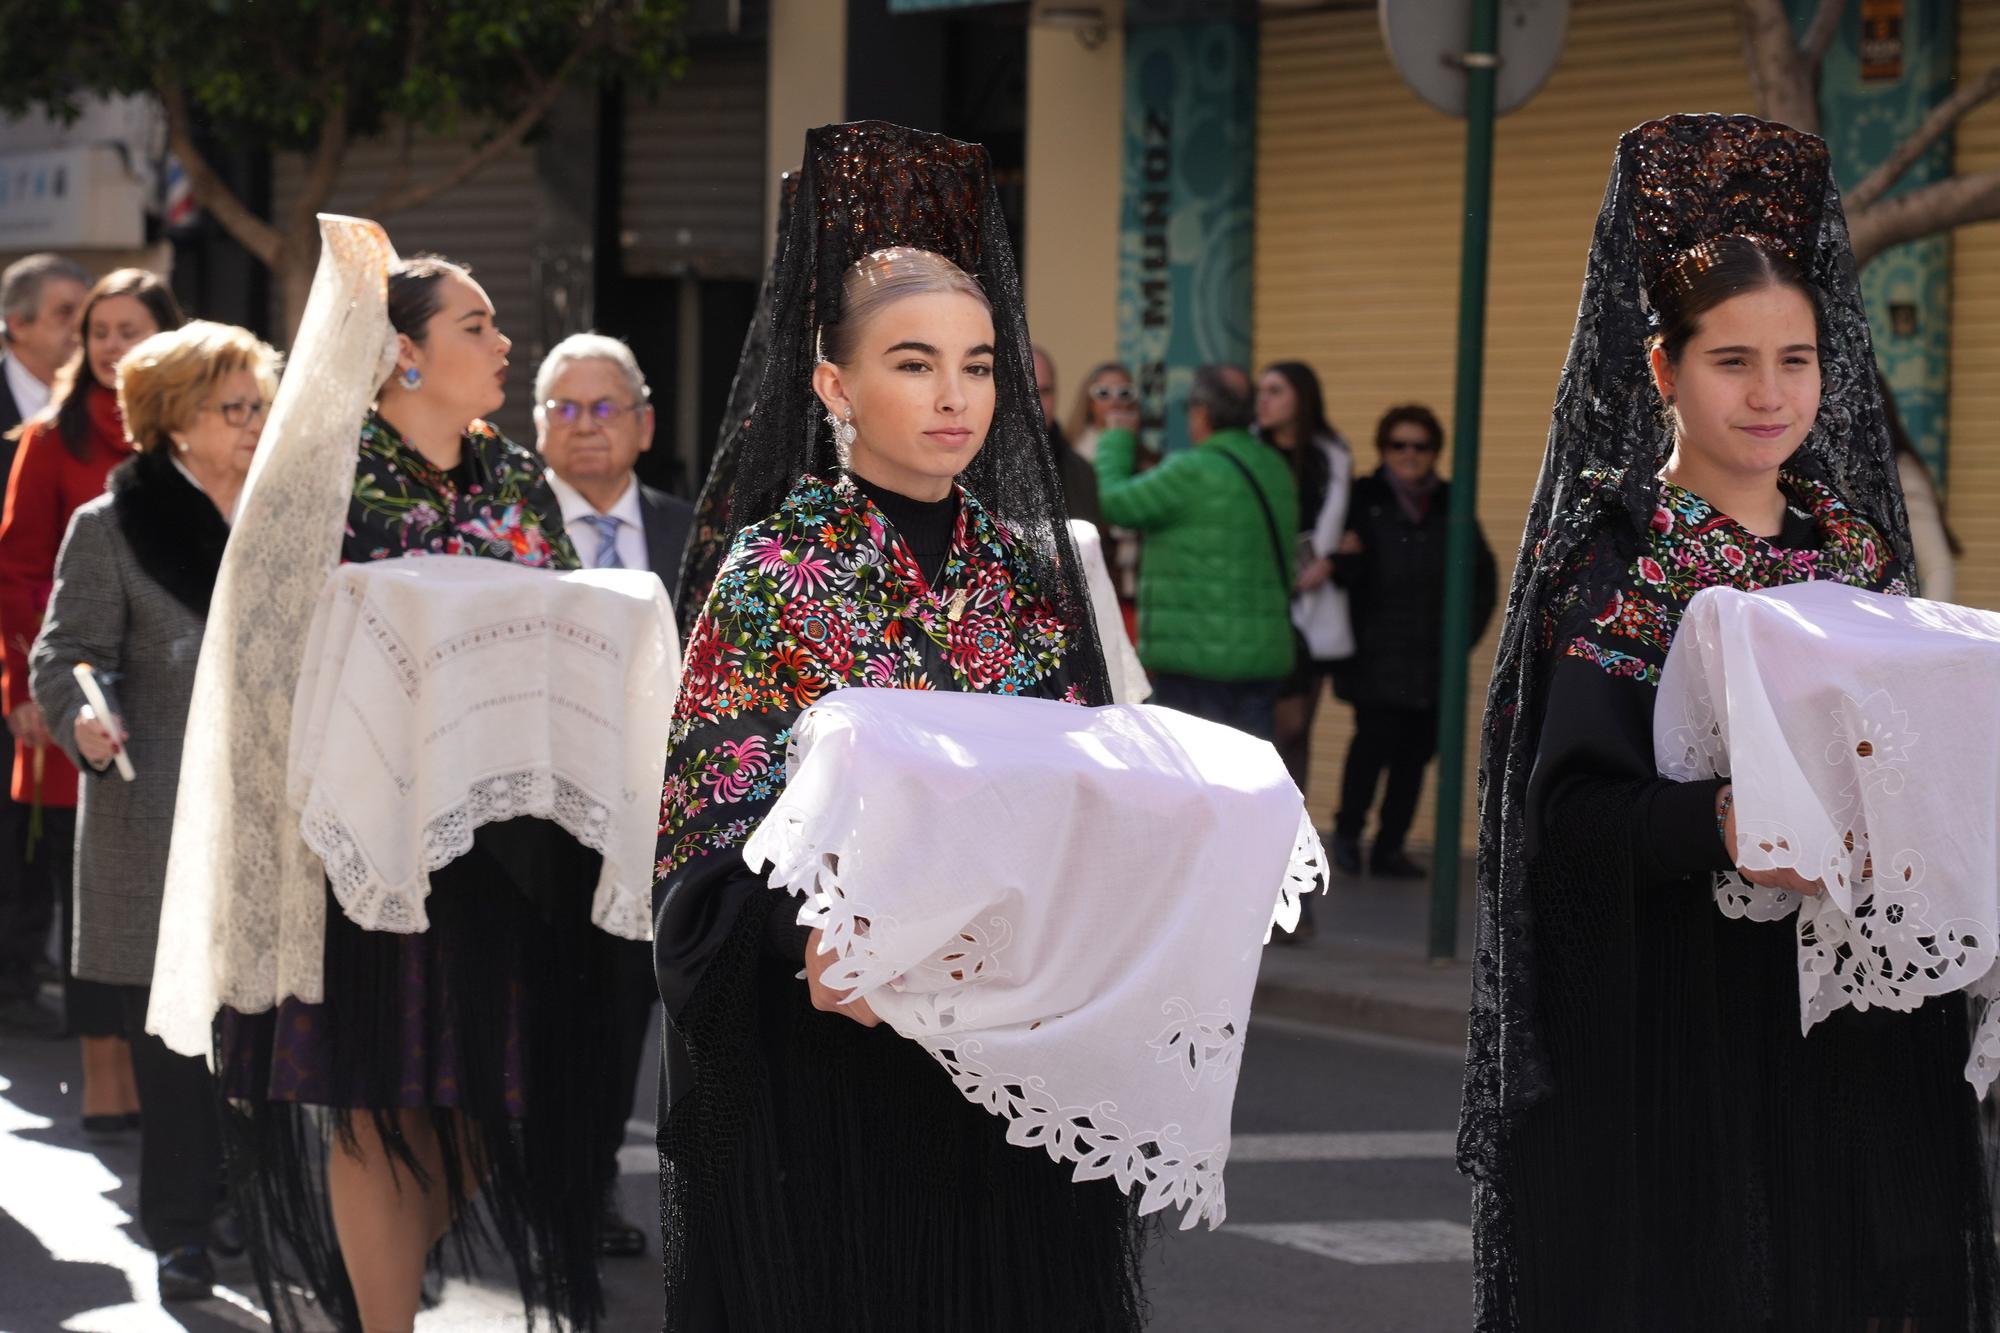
[162,154,197,231]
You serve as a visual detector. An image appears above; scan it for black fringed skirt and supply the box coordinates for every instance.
[659,887,1149,1333]
[219,818,620,1332]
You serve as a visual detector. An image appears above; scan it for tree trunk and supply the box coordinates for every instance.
[276,217,323,345]
[1740,0,1822,133]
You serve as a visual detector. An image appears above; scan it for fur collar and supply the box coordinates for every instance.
[108,449,230,617]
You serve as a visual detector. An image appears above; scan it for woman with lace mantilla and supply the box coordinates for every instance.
[655,122,1142,1332]
[216,254,625,1333]
[1458,115,1996,1331]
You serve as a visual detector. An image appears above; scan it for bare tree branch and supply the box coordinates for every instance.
[287,85,353,233]
[157,78,282,265]
[362,47,586,217]
[1800,0,1843,65]
[1738,0,1822,131]
[1850,168,2000,266]
[1849,65,2000,213]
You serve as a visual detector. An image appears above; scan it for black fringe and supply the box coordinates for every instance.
[660,889,1148,1333]
[225,820,617,1332]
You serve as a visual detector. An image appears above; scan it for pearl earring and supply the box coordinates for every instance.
[174,437,191,454]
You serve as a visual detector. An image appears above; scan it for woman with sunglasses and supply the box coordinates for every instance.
[1327,404,1496,879]
[29,320,279,1300]
[1064,363,1141,603]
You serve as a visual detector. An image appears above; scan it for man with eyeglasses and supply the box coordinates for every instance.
[530,332,692,1261]
[1032,344,1101,530]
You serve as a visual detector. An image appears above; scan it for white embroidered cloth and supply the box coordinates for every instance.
[1654,581,2000,1094]
[1068,519,1151,704]
[740,688,1328,1230]
[290,559,680,944]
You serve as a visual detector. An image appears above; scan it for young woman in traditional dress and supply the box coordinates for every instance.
[654,121,1144,1332]
[1459,114,1997,1332]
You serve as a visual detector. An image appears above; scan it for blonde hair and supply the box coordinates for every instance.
[819,247,990,368]
[117,321,281,455]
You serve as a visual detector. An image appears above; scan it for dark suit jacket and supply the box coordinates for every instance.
[638,481,694,598]
[0,355,28,485]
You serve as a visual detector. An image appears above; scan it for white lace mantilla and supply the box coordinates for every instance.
[289,560,678,944]
[740,688,1329,1230]
[1656,583,2000,1095]
[151,218,403,1058]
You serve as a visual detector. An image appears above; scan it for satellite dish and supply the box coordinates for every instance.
[1381,0,1570,118]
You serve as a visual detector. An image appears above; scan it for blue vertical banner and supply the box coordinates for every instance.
[1792,0,1959,482]
[1117,21,1257,458]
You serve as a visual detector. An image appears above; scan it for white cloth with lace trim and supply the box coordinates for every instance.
[1655,581,2000,1095]
[290,559,679,945]
[1067,519,1150,705]
[739,687,1328,1231]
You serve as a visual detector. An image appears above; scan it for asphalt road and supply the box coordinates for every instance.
[0,1006,1474,1332]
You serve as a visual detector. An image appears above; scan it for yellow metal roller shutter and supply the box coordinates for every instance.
[1255,0,1756,850]
[272,131,540,445]
[1948,14,2000,612]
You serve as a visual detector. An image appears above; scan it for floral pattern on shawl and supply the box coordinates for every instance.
[657,473,1082,881]
[345,411,578,568]
[1545,469,1905,687]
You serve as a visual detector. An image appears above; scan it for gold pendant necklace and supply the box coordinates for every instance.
[946,586,969,623]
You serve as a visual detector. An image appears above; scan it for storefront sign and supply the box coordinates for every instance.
[1116,20,1255,457]
[0,145,147,250]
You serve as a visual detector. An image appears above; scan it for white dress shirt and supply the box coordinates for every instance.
[4,353,51,423]
[546,470,648,572]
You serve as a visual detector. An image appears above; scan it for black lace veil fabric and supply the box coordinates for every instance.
[675,172,796,635]
[1457,114,1974,1327]
[690,120,1113,703]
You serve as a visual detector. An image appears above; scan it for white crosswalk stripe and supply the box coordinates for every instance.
[1229,1131,1456,1162]
[1235,1220,1474,1265]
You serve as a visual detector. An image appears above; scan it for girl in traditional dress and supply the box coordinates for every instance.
[1458,113,1997,1332]
[654,121,1144,1332]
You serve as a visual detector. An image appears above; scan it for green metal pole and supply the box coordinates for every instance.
[1428,0,1500,963]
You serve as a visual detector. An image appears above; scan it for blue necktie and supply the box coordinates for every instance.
[576,513,624,569]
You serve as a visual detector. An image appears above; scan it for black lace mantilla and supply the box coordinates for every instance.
[679,121,1111,706]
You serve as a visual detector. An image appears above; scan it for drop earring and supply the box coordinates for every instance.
[826,406,857,451]
[400,366,423,391]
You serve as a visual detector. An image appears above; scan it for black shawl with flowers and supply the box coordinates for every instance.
[651,473,1141,1333]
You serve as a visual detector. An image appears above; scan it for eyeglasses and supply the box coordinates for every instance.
[211,399,267,427]
[543,398,645,426]
[1384,436,1440,454]
[1089,384,1137,403]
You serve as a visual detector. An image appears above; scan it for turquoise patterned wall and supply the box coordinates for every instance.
[1792,0,1959,482]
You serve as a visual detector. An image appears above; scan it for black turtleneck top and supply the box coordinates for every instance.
[853,474,959,586]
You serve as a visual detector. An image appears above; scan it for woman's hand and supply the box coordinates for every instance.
[1295,556,1333,592]
[1718,784,1822,897]
[74,704,125,770]
[805,928,880,1027]
[1336,530,1364,557]
[7,700,51,750]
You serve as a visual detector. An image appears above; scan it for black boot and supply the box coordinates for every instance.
[1369,848,1428,881]
[1330,831,1362,875]
[157,1246,215,1302]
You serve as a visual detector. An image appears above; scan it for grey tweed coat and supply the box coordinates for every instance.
[29,449,229,987]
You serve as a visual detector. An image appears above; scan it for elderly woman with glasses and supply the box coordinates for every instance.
[1327,404,1498,880]
[29,319,280,1300]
